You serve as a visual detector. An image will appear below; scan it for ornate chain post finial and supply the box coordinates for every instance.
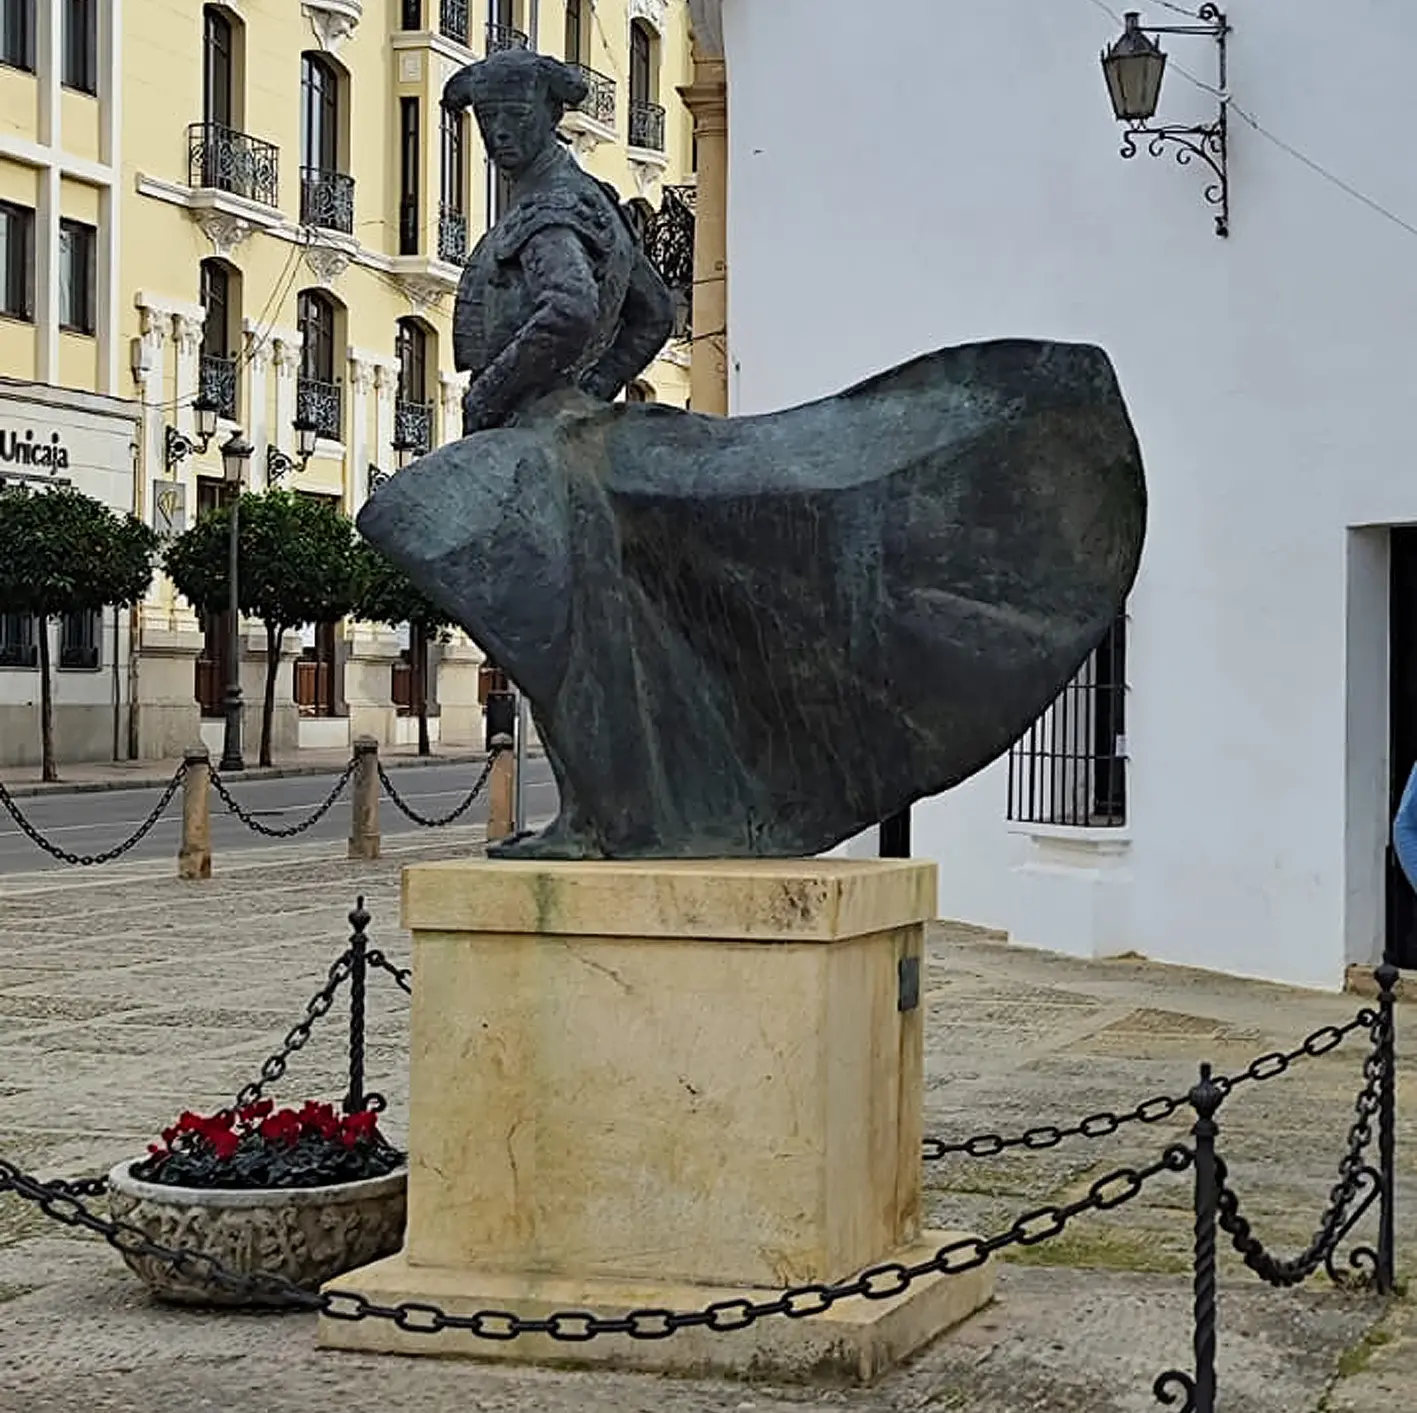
[1374,962,1399,1295]
[1156,1060,1225,1412]
[344,897,371,1115]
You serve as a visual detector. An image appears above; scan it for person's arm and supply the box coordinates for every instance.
[1393,761,1417,890]
[461,227,600,434]
[578,247,675,403]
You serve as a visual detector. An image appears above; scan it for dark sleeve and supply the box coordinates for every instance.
[462,227,600,433]
[578,247,676,403]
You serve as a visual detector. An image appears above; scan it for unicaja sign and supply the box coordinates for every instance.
[0,427,71,470]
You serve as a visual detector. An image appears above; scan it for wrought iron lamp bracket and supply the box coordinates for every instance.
[164,424,213,474]
[367,464,390,496]
[1118,6,1231,239]
[266,444,312,482]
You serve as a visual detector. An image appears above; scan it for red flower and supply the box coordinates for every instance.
[209,1129,240,1161]
[258,1110,303,1146]
[237,1099,274,1124]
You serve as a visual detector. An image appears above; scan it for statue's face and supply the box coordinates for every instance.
[474,98,555,179]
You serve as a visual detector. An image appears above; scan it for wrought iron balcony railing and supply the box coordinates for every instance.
[296,375,344,443]
[568,65,616,128]
[438,204,468,263]
[187,123,280,208]
[643,184,695,340]
[485,21,528,54]
[628,99,666,153]
[299,167,355,234]
[395,399,435,455]
[198,353,238,422]
[439,0,468,47]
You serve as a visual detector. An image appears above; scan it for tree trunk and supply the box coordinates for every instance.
[37,617,56,782]
[260,623,283,768]
[415,623,431,756]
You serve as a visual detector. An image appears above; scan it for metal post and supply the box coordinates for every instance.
[347,736,381,860]
[513,689,529,834]
[344,897,370,1115]
[219,489,244,772]
[1375,962,1399,1295]
[177,744,212,880]
[1188,1062,1224,1413]
[486,731,515,841]
[879,808,911,857]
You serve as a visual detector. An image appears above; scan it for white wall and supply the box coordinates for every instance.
[722,0,1417,989]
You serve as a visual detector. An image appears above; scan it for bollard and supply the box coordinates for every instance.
[177,744,212,880]
[1375,962,1399,1295]
[1188,1063,1224,1413]
[347,736,381,860]
[344,897,369,1115]
[486,732,516,842]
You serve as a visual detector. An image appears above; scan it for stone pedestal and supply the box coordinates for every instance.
[319,859,992,1382]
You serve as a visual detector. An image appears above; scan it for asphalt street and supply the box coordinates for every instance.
[0,758,559,874]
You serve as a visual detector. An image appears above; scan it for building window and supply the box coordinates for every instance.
[299,52,353,232]
[395,317,433,454]
[564,0,582,63]
[628,20,665,151]
[61,0,97,94]
[57,219,95,335]
[0,614,36,669]
[198,259,238,420]
[59,610,100,670]
[0,201,34,321]
[439,109,467,262]
[296,288,343,441]
[486,0,527,51]
[0,0,35,72]
[399,96,419,256]
[203,5,234,128]
[401,0,423,29]
[1007,613,1129,828]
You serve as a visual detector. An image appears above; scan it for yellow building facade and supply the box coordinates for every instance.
[0,0,696,767]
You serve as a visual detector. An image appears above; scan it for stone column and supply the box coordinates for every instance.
[438,371,467,448]
[373,361,397,470]
[172,313,204,435]
[677,47,729,416]
[244,325,272,486]
[272,334,303,455]
[349,353,376,511]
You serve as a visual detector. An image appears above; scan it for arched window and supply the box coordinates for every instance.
[628,21,664,151]
[296,288,342,440]
[203,6,234,129]
[198,258,239,419]
[395,317,433,453]
[300,52,353,231]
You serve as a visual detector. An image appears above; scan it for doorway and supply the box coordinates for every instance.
[1386,527,1417,967]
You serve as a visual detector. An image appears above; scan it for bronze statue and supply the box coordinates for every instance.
[358,49,1147,861]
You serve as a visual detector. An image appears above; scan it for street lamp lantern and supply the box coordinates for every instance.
[294,415,320,461]
[193,394,221,444]
[392,436,415,471]
[1102,12,1168,123]
[218,431,253,774]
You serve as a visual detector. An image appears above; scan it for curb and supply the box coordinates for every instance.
[1,749,543,801]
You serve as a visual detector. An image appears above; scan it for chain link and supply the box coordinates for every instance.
[0,766,185,866]
[233,950,353,1109]
[366,949,412,996]
[209,758,356,839]
[923,1007,1377,1161]
[1215,1012,1388,1287]
[377,752,498,828]
[0,1143,1192,1339]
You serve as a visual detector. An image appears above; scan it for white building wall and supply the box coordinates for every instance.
[722,0,1417,989]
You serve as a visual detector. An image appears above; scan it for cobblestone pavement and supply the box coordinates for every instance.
[0,843,1413,1413]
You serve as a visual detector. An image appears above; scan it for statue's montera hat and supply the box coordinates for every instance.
[442,49,589,115]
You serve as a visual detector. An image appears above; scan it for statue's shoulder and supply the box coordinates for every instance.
[491,168,634,264]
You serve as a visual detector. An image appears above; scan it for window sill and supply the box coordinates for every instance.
[0,60,35,77]
[1007,821,1132,848]
[59,325,95,338]
[61,82,98,98]
[0,310,34,326]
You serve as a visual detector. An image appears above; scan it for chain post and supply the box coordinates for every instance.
[177,744,212,880]
[1375,962,1399,1295]
[344,897,370,1115]
[1189,1062,1224,1413]
[486,732,515,842]
[347,737,381,860]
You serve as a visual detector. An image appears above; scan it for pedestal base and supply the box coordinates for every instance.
[318,1231,994,1384]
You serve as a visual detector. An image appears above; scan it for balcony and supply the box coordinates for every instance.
[569,65,616,129]
[439,0,468,46]
[395,399,434,455]
[485,21,528,54]
[438,204,468,263]
[643,185,695,340]
[297,375,344,442]
[187,123,279,208]
[628,99,666,153]
[198,353,238,421]
[300,167,355,234]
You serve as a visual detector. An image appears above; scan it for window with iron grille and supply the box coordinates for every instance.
[0,200,33,321]
[61,0,96,94]
[203,5,234,128]
[0,0,35,71]
[0,613,36,669]
[58,218,95,334]
[59,610,100,670]
[399,97,420,255]
[1007,612,1128,828]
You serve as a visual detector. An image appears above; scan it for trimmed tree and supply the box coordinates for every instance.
[0,485,159,781]
[352,541,455,756]
[164,489,359,767]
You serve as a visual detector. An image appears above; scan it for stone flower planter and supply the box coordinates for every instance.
[107,1159,406,1307]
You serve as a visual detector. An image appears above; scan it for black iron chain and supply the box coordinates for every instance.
[233,950,354,1109]
[366,949,412,996]
[0,766,185,866]
[923,1007,1377,1161]
[40,1174,109,1198]
[1215,1012,1388,1287]
[0,1143,1193,1338]
[377,752,498,829]
[209,758,356,839]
